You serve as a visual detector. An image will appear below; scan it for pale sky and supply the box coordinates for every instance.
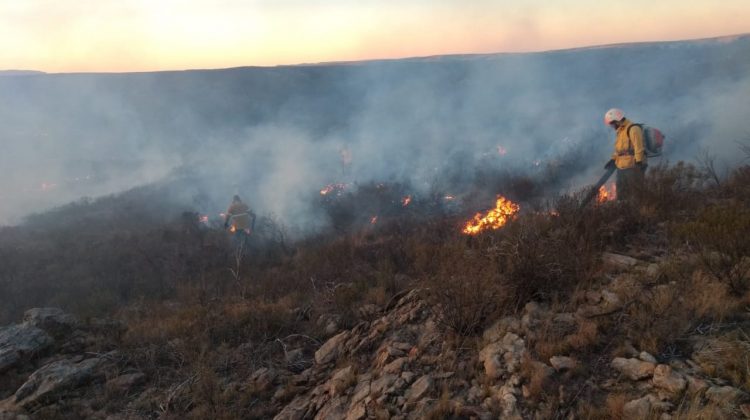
[2,0,750,72]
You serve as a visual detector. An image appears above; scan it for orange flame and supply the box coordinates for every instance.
[597,183,617,204]
[320,183,348,196]
[229,225,236,233]
[402,195,412,207]
[463,196,520,235]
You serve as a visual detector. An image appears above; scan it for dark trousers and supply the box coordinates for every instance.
[616,167,644,201]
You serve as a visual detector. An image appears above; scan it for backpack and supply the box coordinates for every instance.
[628,123,665,157]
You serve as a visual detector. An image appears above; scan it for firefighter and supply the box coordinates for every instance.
[224,195,255,249]
[603,108,647,201]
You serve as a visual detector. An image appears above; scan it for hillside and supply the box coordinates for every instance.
[1,159,749,419]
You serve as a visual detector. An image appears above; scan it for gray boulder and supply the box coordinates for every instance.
[14,357,105,409]
[0,325,53,373]
[22,308,79,338]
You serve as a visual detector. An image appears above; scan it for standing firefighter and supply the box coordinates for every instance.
[224,195,255,249]
[603,108,647,201]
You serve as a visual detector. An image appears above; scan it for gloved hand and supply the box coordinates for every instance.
[604,159,616,170]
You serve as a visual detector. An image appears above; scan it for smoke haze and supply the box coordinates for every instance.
[1,35,749,229]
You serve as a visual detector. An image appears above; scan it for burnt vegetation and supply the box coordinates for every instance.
[1,155,750,417]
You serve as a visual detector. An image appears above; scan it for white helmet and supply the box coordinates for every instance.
[604,108,625,125]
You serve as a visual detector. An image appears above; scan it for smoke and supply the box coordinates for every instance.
[1,35,748,230]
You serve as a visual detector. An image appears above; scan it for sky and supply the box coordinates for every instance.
[2,0,750,72]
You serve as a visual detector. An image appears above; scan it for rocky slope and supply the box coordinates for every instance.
[1,251,748,419]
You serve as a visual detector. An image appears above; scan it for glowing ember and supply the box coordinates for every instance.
[402,195,412,207]
[597,183,617,204]
[320,183,348,196]
[370,216,378,225]
[229,225,236,233]
[444,195,455,201]
[462,196,520,235]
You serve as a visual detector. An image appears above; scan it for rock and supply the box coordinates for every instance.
[603,252,641,269]
[479,342,504,379]
[549,356,578,372]
[639,352,657,364]
[106,372,146,393]
[705,386,746,404]
[623,396,651,420]
[612,357,656,380]
[249,367,278,392]
[652,365,686,394]
[401,371,416,384]
[14,357,105,409]
[685,375,709,395]
[329,366,355,396]
[22,308,79,338]
[0,325,54,373]
[623,395,673,420]
[314,395,348,420]
[405,375,433,402]
[350,379,371,406]
[314,331,349,365]
[483,317,521,344]
[345,402,366,420]
[317,314,342,336]
[274,395,310,420]
[383,357,408,374]
[370,374,397,397]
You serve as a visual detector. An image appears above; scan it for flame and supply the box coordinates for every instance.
[320,183,348,196]
[444,195,455,201]
[462,196,520,235]
[229,225,237,233]
[402,195,412,207]
[370,216,378,225]
[597,183,617,204]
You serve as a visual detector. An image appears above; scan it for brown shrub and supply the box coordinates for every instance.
[673,203,750,295]
[424,240,510,336]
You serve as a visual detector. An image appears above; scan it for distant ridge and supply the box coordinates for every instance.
[0,70,46,76]
[301,32,750,67]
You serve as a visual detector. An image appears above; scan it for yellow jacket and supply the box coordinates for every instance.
[611,118,646,169]
[226,202,251,230]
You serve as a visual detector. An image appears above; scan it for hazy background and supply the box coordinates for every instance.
[1,35,749,229]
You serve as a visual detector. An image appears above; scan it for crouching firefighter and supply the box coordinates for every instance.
[603,108,647,201]
[224,195,256,250]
